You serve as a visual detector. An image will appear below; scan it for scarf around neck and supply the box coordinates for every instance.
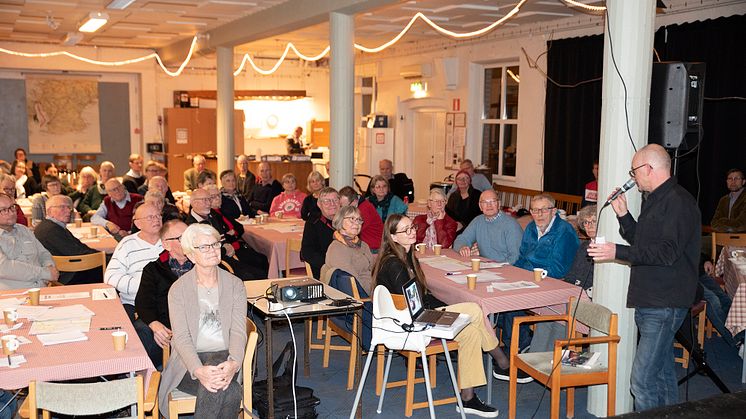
[334,230,362,248]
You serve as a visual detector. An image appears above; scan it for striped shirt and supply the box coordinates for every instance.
[104,233,163,305]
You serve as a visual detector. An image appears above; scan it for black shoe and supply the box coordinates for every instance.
[457,394,499,418]
[493,362,533,383]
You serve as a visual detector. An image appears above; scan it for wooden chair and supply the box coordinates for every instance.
[167,318,259,418]
[711,231,746,263]
[219,260,235,274]
[28,373,159,419]
[374,293,460,417]
[52,251,106,277]
[546,191,583,215]
[321,274,369,390]
[508,297,620,419]
[674,300,707,369]
[285,237,309,277]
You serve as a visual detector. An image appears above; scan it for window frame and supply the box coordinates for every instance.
[480,63,519,179]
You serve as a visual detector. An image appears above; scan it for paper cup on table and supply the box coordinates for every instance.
[90,226,98,237]
[75,218,82,228]
[533,268,548,282]
[3,308,17,326]
[415,243,426,255]
[471,258,481,272]
[466,274,478,290]
[1,335,19,355]
[433,244,442,255]
[112,331,128,351]
[28,288,40,306]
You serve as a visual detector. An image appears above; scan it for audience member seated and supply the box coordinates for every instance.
[711,168,746,232]
[158,223,247,418]
[79,161,116,221]
[370,158,413,202]
[446,169,482,234]
[145,190,182,223]
[413,188,457,249]
[301,187,339,279]
[137,161,176,203]
[13,160,38,199]
[248,162,282,214]
[183,154,216,192]
[122,153,145,193]
[105,202,164,322]
[339,186,383,252]
[91,178,143,240]
[69,166,98,210]
[453,189,522,263]
[186,187,268,280]
[235,154,256,200]
[500,193,579,355]
[135,220,191,368]
[31,175,70,226]
[700,257,740,349]
[11,148,41,183]
[219,170,251,220]
[286,126,306,154]
[582,161,599,207]
[301,171,324,221]
[373,213,524,417]
[0,174,27,226]
[197,170,217,190]
[146,176,179,215]
[270,173,306,218]
[34,195,102,285]
[321,206,375,290]
[459,159,492,192]
[0,192,59,290]
[367,175,407,223]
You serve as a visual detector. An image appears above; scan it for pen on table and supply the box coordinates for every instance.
[445,271,462,276]
[99,326,122,330]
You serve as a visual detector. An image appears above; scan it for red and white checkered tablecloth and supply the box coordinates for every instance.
[724,246,746,336]
[240,217,304,278]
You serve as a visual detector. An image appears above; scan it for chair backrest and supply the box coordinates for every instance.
[286,238,303,277]
[568,297,616,335]
[242,318,259,418]
[712,232,746,262]
[220,260,235,274]
[29,376,144,419]
[328,270,368,300]
[371,285,430,351]
[52,251,106,276]
[546,191,583,215]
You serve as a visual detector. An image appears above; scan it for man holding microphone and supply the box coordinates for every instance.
[588,144,700,411]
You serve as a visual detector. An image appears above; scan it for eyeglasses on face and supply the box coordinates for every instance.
[344,216,364,225]
[0,206,15,215]
[134,214,161,222]
[164,235,182,242]
[581,219,597,227]
[49,205,72,210]
[479,199,498,206]
[195,241,222,253]
[319,198,339,205]
[529,207,554,215]
[395,224,418,234]
[428,199,446,204]
[628,163,650,178]
[2,188,15,195]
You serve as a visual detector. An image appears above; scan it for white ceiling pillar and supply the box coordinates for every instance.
[329,11,355,189]
[216,46,234,174]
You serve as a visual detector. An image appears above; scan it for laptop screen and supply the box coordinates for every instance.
[402,279,424,319]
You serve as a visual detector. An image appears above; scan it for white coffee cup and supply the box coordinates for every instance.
[3,308,17,326]
[415,243,426,255]
[1,335,19,355]
[533,268,548,282]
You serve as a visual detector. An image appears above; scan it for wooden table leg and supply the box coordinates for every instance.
[266,317,274,419]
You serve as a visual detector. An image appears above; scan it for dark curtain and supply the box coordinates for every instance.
[542,35,604,196]
[543,14,746,223]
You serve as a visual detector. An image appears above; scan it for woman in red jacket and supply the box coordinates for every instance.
[413,187,457,248]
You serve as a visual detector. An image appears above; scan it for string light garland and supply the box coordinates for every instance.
[560,0,606,14]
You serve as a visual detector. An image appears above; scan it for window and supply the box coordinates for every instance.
[481,65,519,177]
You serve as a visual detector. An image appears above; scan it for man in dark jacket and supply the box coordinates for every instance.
[34,195,102,284]
[301,187,338,279]
[589,144,700,411]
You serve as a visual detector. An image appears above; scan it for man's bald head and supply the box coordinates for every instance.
[631,144,671,192]
[636,144,671,171]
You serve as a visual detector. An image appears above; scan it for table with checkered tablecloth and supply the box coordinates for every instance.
[721,246,746,383]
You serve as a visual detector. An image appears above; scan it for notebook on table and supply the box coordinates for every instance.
[402,279,459,327]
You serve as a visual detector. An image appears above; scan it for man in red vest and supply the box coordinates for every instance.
[91,178,143,240]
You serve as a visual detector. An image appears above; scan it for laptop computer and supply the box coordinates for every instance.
[402,279,459,327]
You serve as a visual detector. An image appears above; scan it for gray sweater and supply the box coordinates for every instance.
[453,212,523,264]
[0,224,53,290]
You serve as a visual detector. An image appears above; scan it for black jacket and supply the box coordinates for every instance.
[248,180,282,213]
[615,177,701,308]
[136,251,179,328]
[33,219,100,284]
[375,252,445,309]
[300,215,335,279]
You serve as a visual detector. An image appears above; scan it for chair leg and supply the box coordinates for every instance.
[317,316,325,340]
[566,387,575,418]
[377,349,395,414]
[420,351,436,419]
[428,353,437,388]
[550,385,561,419]
[346,328,357,390]
[442,339,466,419]
[405,353,417,417]
[349,351,375,419]
[322,319,333,368]
[376,345,384,395]
[697,308,706,349]
[509,365,518,419]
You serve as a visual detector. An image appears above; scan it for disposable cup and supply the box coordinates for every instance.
[466,274,477,290]
[533,268,548,282]
[471,258,481,272]
[433,244,442,255]
[1,335,19,356]
[112,331,128,351]
[28,288,40,306]
[3,308,17,326]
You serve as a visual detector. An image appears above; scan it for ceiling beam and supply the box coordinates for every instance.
[157,0,404,65]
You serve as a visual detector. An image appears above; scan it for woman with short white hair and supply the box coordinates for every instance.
[158,223,248,419]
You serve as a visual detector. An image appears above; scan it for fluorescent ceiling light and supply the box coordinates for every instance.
[107,0,136,10]
[79,12,109,33]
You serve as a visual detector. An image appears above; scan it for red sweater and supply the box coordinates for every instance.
[358,199,383,251]
[103,194,143,231]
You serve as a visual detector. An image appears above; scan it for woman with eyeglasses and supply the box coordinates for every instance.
[413,188,457,248]
[322,205,375,291]
[372,214,516,417]
[159,223,247,419]
[564,204,597,291]
[445,169,482,234]
[367,175,407,223]
[301,171,325,221]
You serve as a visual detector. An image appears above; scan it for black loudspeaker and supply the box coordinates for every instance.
[648,62,706,150]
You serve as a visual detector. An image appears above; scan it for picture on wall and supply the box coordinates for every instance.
[26,76,102,154]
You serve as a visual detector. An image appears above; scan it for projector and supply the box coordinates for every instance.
[271,278,325,302]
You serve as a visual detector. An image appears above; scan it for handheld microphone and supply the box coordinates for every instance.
[603,178,636,208]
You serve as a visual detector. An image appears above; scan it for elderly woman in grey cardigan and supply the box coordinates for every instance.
[158,223,248,419]
[321,205,375,292]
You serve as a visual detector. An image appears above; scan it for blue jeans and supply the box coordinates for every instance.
[0,391,17,419]
[699,274,737,347]
[497,310,533,353]
[631,307,688,411]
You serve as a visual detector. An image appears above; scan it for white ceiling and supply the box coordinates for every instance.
[0,0,606,54]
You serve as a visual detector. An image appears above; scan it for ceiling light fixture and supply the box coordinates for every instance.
[62,32,84,46]
[79,12,109,33]
[106,0,136,10]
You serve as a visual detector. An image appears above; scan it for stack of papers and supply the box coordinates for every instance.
[91,288,117,301]
[29,304,95,343]
[0,354,27,368]
[419,256,467,272]
[16,305,51,320]
[36,331,89,346]
[488,281,540,291]
[33,304,94,321]
[0,297,26,308]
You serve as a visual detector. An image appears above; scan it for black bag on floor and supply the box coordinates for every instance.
[253,341,320,419]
